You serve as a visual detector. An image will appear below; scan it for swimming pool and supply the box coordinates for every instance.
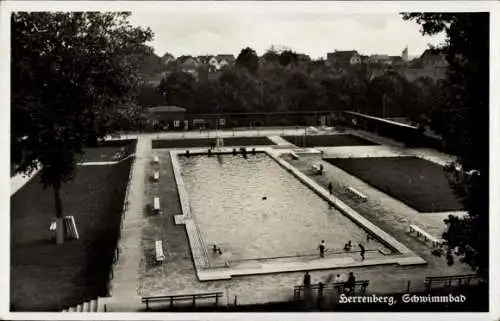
[179,153,388,263]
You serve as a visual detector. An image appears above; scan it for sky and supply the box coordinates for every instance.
[128,11,447,60]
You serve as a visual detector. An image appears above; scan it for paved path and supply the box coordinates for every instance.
[268,136,296,146]
[10,167,40,196]
[290,155,472,257]
[107,128,312,141]
[109,137,148,300]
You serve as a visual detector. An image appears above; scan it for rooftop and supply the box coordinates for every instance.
[148,106,187,113]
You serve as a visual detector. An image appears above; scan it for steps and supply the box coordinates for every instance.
[61,298,100,312]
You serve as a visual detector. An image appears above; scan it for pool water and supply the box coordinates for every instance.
[179,153,388,262]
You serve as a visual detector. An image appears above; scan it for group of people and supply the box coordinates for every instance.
[303,271,358,294]
[318,239,366,260]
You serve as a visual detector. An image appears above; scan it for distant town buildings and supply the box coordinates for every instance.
[419,49,448,69]
[326,50,362,66]
[146,46,447,85]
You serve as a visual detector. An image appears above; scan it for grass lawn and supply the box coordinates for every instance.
[10,158,133,311]
[281,134,377,147]
[78,139,137,163]
[325,156,464,213]
[152,136,275,149]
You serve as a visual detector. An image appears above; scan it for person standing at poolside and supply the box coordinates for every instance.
[359,244,366,260]
[318,240,326,258]
[303,271,311,287]
[345,272,356,294]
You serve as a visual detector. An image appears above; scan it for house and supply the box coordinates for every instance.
[216,54,236,68]
[176,55,199,77]
[148,106,187,130]
[197,55,213,65]
[197,55,219,72]
[326,50,361,66]
[390,56,405,67]
[297,54,311,63]
[420,49,448,69]
[369,54,392,65]
[177,55,199,66]
[360,55,370,64]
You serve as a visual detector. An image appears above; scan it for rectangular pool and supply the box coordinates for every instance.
[179,153,388,263]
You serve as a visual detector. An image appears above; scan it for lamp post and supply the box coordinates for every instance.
[303,128,307,147]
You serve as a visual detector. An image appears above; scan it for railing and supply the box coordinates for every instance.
[293,281,369,301]
[424,274,482,292]
[105,141,137,297]
[141,292,224,310]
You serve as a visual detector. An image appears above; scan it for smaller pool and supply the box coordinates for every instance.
[179,153,390,262]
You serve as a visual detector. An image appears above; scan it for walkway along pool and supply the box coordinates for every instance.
[169,148,426,281]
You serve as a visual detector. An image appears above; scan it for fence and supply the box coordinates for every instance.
[424,274,482,292]
[116,125,330,140]
[105,140,138,297]
[292,273,484,310]
[141,292,224,310]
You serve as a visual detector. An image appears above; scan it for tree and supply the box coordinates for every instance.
[11,12,153,244]
[157,71,196,109]
[279,50,299,67]
[136,83,164,108]
[236,47,259,74]
[261,48,281,66]
[402,13,489,278]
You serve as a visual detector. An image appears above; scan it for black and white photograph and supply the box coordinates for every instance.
[2,0,498,319]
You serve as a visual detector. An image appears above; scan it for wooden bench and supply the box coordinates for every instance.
[152,171,159,182]
[409,224,443,247]
[311,164,323,175]
[346,186,367,202]
[153,156,159,164]
[141,292,224,310]
[153,197,161,214]
[155,240,165,263]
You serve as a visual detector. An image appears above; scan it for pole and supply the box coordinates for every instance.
[382,94,386,118]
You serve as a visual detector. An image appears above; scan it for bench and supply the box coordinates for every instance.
[155,240,165,263]
[409,224,443,247]
[311,164,323,175]
[152,171,159,181]
[290,152,299,160]
[346,187,367,202]
[153,197,161,213]
[153,156,159,164]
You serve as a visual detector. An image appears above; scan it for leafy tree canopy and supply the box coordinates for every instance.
[11,12,153,243]
[402,13,489,278]
[236,47,259,74]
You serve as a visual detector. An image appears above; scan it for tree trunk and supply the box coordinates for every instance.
[53,182,65,244]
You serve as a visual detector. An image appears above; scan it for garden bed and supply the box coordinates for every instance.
[282,134,377,147]
[79,139,137,162]
[324,156,464,213]
[152,137,275,149]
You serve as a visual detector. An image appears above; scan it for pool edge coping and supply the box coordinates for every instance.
[169,147,426,281]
